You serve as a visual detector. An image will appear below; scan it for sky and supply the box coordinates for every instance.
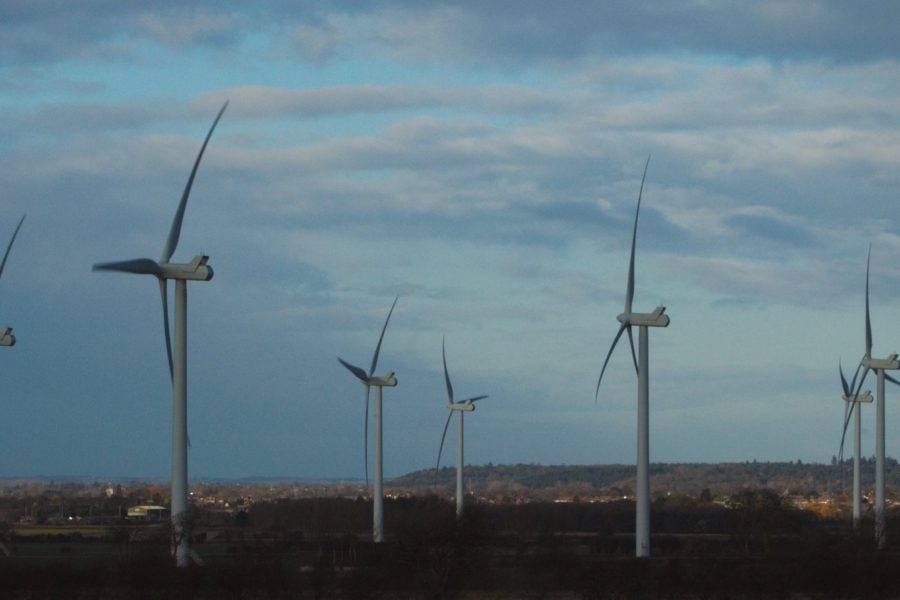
[2,1,900,480]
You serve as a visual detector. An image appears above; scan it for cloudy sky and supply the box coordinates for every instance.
[2,1,900,480]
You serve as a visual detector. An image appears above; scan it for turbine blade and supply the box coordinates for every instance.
[886,373,900,386]
[839,390,853,466]
[626,324,638,376]
[93,258,162,276]
[442,336,454,404]
[838,361,855,456]
[840,365,871,460]
[865,245,872,358]
[625,156,650,314]
[839,412,852,464]
[838,404,851,463]
[0,214,25,281]
[435,411,453,484]
[839,361,851,397]
[843,398,849,436]
[595,323,627,401]
[160,101,229,263]
[364,385,370,489]
[853,366,871,400]
[369,295,398,376]
[464,395,488,403]
[159,279,173,381]
[338,358,369,383]
[849,359,864,395]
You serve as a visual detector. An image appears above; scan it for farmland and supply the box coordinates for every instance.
[3,476,900,597]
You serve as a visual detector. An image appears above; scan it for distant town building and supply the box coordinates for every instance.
[126,505,167,520]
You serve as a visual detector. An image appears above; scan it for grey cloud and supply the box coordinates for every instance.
[15,103,159,136]
[289,22,340,63]
[10,98,881,264]
[664,254,851,308]
[362,1,900,66]
[5,59,899,303]
[529,200,610,227]
[5,93,893,270]
[134,9,243,48]
[0,1,254,65]
[0,69,103,95]
[196,84,560,119]
[8,1,900,69]
[725,212,819,249]
[577,62,900,132]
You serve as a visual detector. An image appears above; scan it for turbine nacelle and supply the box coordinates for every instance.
[843,391,873,403]
[617,306,669,328]
[863,354,900,371]
[368,372,398,387]
[0,327,14,347]
[448,401,476,412]
[159,255,214,281]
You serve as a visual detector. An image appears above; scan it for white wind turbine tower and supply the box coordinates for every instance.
[0,215,25,348]
[435,337,487,519]
[595,157,669,559]
[842,246,900,548]
[839,361,872,529]
[338,296,399,543]
[93,102,227,567]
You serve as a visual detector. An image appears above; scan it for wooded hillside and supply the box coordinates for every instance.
[394,459,900,498]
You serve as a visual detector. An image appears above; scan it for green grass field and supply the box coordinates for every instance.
[13,525,118,538]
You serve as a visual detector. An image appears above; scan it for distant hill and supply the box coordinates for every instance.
[393,459,900,498]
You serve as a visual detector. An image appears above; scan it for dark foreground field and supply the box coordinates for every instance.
[5,549,900,599]
[3,491,900,598]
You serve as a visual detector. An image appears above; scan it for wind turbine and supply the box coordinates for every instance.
[841,247,899,548]
[595,157,669,558]
[0,215,25,348]
[435,337,487,519]
[93,102,227,567]
[0,215,22,562]
[338,296,398,543]
[840,362,872,529]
